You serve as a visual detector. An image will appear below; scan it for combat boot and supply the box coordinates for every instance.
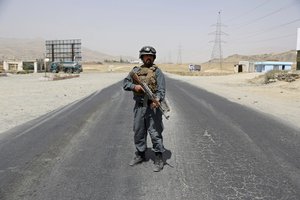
[129,151,145,166]
[153,152,164,172]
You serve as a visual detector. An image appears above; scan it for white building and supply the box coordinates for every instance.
[234,61,293,73]
[254,61,292,72]
[234,61,255,73]
[3,61,23,71]
[3,60,38,73]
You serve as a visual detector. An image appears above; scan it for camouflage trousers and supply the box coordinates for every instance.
[133,102,165,153]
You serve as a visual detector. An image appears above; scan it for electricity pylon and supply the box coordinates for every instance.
[177,44,182,64]
[209,11,227,70]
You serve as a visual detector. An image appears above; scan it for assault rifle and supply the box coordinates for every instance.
[130,71,170,120]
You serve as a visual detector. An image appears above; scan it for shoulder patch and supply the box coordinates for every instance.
[132,66,141,73]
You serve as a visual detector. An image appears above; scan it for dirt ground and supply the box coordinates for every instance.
[167,72,300,129]
[0,64,299,133]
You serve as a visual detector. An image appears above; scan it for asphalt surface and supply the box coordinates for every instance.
[0,77,299,200]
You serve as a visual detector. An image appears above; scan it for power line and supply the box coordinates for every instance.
[228,33,295,47]
[245,18,300,38]
[230,18,300,42]
[225,0,271,23]
[234,1,300,30]
[249,33,295,43]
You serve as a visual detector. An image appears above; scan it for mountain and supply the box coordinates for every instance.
[0,38,296,64]
[223,50,296,63]
[0,38,133,62]
[201,50,297,71]
[0,38,45,60]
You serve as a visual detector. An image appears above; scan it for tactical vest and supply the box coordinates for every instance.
[133,65,157,96]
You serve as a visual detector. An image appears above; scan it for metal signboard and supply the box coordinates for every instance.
[45,39,82,62]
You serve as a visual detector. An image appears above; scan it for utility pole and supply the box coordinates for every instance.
[177,44,182,64]
[297,28,300,70]
[168,51,172,64]
[209,11,227,70]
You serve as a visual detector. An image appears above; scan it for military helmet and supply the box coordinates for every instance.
[139,46,156,59]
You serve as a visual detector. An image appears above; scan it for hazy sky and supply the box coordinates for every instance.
[0,0,300,62]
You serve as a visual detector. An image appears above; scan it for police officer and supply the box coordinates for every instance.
[123,46,166,172]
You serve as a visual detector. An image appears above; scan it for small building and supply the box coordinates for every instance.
[3,60,39,73]
[3,61,23,71]
[254,61,292,72]
[234,61,255,73]
[234,61,293,73]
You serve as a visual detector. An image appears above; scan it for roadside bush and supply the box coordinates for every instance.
[263,70,299,83]
[16,70,34,74]
[264,70,286,84]
[16,71,28,74]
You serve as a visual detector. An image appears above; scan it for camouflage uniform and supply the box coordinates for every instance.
[123,64,166,154]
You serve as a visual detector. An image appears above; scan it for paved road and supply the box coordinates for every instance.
[0,77,299,200]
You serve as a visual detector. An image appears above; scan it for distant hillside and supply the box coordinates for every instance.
[202,50,297,72]
[223,50,296,63]
[0,38,133,62]
[0,38,44,60]
[0,38,296,65]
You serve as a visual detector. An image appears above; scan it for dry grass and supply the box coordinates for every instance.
[248,75,266,85]
[53,74,79,80]
[83,63,135,73]
[82,62,236,76]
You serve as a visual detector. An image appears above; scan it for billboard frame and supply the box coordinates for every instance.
[45,39,82,62]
